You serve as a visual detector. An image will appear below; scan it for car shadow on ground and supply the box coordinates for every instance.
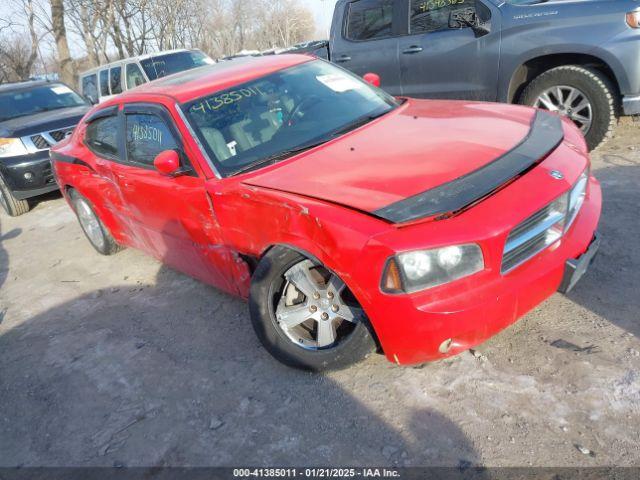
[27,190,63,211]
[0,251,480,467]
[566,158,640,338]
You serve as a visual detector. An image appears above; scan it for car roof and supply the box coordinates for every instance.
[78,48,199,76]
[0,79,61,93]
[113,54,314,104]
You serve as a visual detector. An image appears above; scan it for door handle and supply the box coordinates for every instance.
[335,55,352,63]
[402,46,423,54]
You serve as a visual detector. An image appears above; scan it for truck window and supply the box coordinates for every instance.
[140,51,213,81]
[82,74,98,103]
[126,63,146,89]
[346,0,394,41]
[110,66,122,94]
[99,70,110,96]
[410,0,471,34]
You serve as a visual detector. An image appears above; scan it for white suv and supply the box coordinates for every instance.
[78,49,215,104]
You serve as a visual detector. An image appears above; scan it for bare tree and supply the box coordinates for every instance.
[50,0,74,84]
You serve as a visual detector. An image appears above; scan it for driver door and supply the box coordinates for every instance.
[398,0,501,100]
[109,102,237,293]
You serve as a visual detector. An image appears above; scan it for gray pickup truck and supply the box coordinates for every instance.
[303,0,640,150]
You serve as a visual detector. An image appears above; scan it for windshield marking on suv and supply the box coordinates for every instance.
[0,84,87,122]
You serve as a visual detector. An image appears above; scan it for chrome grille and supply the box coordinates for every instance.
[23,125,76,152]
[501,201,566,274]
[30,134,50,149]
[49,127,73,142]
[502,169,589,274]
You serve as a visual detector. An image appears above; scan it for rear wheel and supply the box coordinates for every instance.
[69,189,122,255]
[520,65,617,151]
[0,176,30,217]
[249,247,377,371]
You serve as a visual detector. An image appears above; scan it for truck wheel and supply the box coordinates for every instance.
[69,189,122,255]
[520,65,617,151]
[0,175,30,217]
[249,246,377,371]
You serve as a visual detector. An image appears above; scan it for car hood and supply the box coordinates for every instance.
[0,105,90,138]
[243,99,544,220]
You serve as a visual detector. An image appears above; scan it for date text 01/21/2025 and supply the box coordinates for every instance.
[232,468,401,478]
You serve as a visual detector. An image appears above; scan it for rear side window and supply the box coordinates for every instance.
[99,70,109,96]
[410,0,469,33]
[125,113,178,166]
[110,67,122,94]
[82,74,98,103]
[126,63,146,89]
[85,116,119,158]
[346,0,394,41]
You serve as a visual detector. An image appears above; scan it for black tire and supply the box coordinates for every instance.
[519,65,617,151]
[249,246,377,371]
[0,175,30,216]
[68,189,122,255]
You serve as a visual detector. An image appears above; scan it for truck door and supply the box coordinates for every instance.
[398,0,501,101]
[330,0,405,95]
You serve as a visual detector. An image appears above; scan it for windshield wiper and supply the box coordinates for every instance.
[231,138,330,176]
[231,109,389,176]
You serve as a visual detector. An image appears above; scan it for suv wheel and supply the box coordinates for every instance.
[249,247,377,371]
[520,65,617,151]
[69,189,122,255]
[0,176,30,216]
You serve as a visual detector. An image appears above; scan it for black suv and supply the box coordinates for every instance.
[0,80,90,216]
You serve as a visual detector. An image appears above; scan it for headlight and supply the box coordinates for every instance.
[382,243,484,293]
[566,169,588,231]
[0,138,28,158]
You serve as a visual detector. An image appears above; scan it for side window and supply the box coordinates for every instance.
[126,63,146,90]
[346,0,394,41]
[410,0,471,34]
[99,70,110,96]
[85,116,119,158]
[125,113,178,166]
[110,66,122,94]
[81,74,98,103]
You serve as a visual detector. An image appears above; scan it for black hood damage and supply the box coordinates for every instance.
[373,110,565,223]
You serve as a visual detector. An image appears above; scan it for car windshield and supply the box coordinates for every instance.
[0,84,87,122]
[140,51,213,81]
[183,60,398,177]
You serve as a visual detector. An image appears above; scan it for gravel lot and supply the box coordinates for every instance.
[0,119,639,468]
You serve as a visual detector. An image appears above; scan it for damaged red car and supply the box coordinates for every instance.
[51,55,601,370]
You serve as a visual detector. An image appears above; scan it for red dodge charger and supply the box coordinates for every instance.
[51,55,601,370]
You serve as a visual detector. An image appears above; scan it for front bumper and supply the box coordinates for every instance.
[622,94,640,116]
[364,176,602,366]
[0,150,59,200]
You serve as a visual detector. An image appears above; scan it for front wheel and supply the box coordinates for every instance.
[519,65,617,151]
[249,247,377,371]
[0,176,30,217]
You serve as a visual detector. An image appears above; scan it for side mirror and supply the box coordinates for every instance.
[154,150,181,175]
[363,73,381,88]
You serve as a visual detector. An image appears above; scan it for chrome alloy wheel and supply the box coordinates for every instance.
[534,85,593,134]
[275,259,365,350]
[75,198,105,251]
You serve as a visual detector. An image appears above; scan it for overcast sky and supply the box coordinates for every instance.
[5,0,338,58]
[302,0,338,37]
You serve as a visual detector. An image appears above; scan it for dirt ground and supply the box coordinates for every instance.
[0,119,639,468]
